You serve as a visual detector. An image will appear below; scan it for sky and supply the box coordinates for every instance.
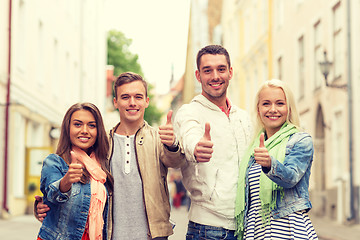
[105,0,191,95]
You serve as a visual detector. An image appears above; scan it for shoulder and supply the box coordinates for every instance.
[41,154,68,175]
[43,154,66,166]
[44,153,62,162]
[288,132,313,150]
[289,132,312,142]
[231,105,251,118]
[138,122,158,137]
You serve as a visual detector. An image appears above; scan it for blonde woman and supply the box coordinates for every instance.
[235,79,318,239]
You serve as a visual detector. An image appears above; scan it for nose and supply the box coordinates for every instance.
[269,104,277,112]
[129,96,136,105]
[81,125,89,134]
[212,70,220,79]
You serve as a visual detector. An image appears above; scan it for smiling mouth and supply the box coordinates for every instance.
[78,137,90,142]
[127,109,139,112]
[209,82,223,88]
[266,116,281,120]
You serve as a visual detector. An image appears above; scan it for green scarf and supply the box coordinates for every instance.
[234,122,298,239]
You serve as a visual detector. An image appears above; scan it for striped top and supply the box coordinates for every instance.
[244,163,318,239]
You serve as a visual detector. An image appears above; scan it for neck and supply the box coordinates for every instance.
[115,120,144,136]
[205,95,228,109]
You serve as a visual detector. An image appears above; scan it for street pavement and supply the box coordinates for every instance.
[1,206,360,239]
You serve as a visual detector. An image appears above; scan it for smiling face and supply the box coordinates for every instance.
[69,109,97,153]
[113,80,149,126]
[195,54,233,106]
[258,86,288,138]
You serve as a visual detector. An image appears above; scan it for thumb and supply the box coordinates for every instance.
[203,122,211,141]
[34,195,43,202]
[259,133,265,148]
[70,151,80,164]
[166,110,173,125]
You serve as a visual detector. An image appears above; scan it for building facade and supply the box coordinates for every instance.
[221,0,360,224]
[0,0,107,217]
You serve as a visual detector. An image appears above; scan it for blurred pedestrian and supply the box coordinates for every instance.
[235,79,318,239]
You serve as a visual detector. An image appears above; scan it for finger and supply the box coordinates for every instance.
[259,133,265,148]
[37,205,50,213]
[166,110,173,125]
[203,122,211,141]
[197,157,211,163]
[198,141,214,149]
[69,163,84,171]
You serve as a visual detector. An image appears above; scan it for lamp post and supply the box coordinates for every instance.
[318,50,354,222]
[318,51,347,89]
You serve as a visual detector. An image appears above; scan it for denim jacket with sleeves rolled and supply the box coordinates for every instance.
[243,132,314,226]
[37,154,109,240]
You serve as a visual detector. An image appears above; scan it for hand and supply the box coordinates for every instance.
[34,195,50,222]
[159,110,177,147]
[194,123,213,162]
[254,133,271,167]
[59,151,83,193]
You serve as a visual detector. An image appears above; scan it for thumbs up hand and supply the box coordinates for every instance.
[159,110,177,147]
[59,151,84,193]
[194,123,213,162]
[254,133,271,167]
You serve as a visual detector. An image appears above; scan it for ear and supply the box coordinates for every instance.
[145,96,150,108]
[195,70,201,83]
[113,97,117,107]
[229,67,233,80]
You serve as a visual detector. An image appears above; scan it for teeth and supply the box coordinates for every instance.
[211,83,221,87]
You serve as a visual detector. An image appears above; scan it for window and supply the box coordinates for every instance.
[333,2,343,79]
[52,39,60,99]
[37,21,44,88]
[16,0,26,72]
[277,56,282,80]
[314,21,322,90]
[298,36,305,100]
[275,0,284,29]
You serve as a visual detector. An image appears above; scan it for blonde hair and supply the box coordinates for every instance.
[253,79,300,135]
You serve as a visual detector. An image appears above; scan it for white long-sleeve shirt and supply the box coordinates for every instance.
[174,94,253,230]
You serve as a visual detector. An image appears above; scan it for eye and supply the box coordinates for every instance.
[203,69,211,73]
[74,123,82,127]
[136,95,143,100]
[88,123,97,129]
[218,67,226,72]
[121,96,129,100]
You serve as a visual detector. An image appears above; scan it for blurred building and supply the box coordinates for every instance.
[172,0,224,109]
[0,0,107,217]
[221,0,360,224]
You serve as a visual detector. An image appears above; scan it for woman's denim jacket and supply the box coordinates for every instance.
[243,132,314,223]
[37,154,109,240]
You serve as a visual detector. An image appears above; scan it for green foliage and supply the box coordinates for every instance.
[144,84,163,126]
[107,30,143,76]
[107,30,162,125]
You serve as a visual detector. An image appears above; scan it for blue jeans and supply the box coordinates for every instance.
[186,221,237,240]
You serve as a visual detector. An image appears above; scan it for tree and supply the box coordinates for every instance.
[107,30,143,76]
[107,30,163,125]
[144,84,163,126]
